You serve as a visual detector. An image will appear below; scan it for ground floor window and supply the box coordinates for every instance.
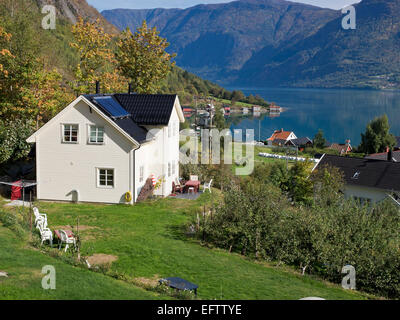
[139,166,144,182]
[172,160,176,175]
[97,168,114,188]
[353,196,371,206]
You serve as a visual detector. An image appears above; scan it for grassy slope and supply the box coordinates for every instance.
[0,223,162,300]
[25,195,371,300]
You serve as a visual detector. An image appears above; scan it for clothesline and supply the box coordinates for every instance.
[0,180,37,188]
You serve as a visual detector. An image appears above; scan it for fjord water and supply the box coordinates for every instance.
[228,88,400,146]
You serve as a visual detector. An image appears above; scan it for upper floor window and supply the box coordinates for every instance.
[89,125,104,144]
[168,162,171,177]
[63,124,78,143]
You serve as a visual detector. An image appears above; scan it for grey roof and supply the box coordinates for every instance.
[114,117,151,144]
[272,138,287,146]
[316,154,400,192]
[365,150,400,162]
[84,93,176,144]
[289,137,313,147]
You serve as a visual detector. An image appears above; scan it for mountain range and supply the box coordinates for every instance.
[102,0,400,89]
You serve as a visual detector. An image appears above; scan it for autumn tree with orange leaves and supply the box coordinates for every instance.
[0,26,13,79]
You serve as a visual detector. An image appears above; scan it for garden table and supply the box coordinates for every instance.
[184,180,200,193]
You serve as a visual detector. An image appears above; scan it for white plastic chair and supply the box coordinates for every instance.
[203,179,213,193]
[33,207,47,228]
[58,229,76,252]
[37,220,53,246]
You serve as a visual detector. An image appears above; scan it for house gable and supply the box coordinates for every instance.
[27,96,140,148]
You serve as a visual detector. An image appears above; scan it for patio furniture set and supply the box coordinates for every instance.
[172,175,213,195]
[33,207,77,252]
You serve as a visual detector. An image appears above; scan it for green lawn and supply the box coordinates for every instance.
[0,223,164,300]
[12,195,372,300]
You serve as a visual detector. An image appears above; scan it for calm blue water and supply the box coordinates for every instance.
[227,87,400,146]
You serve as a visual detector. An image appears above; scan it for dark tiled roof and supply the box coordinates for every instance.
[365,150,400,162]
[316,154,400,192]
[114,117,151,144]
[84,94,152,144]
[114,94,177,126]
[272,138,287,146]
[289,137,313,147]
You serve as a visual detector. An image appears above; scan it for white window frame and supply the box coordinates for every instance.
[97,168,115,189]
[173,121,177,137]
[88,125,105,145]
[139,166,144,183]
[172,160,176,175]
[62,124,79,144]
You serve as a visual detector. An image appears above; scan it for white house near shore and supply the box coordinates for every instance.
[27,93,185,204]
[313,154,400,205]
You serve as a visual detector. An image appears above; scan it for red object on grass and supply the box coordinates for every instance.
[11,180,22,201]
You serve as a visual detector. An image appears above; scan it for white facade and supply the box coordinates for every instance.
[27,95,184,204]
[344,185,390,203]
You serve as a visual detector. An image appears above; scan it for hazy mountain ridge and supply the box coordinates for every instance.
[102,0,338,84]
[241,0,400,88]
[103,0,400,89]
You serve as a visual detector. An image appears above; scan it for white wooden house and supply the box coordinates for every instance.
[313,154,400,204]
[27,93,185,204]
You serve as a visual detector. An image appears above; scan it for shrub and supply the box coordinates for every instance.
[197,177,400,298]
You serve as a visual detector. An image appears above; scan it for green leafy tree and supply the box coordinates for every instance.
[313,129,327,149]
[213,107,227,131]
[116,21,176,94]
[231,90,245,103]
[288,161,314,205]
[0,119,34,164]
[310,164,344,206]
[0,1,41,120]
[269,162,290,192]
[358,114,396,154]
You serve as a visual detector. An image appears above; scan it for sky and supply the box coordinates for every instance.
[88,0,362,12]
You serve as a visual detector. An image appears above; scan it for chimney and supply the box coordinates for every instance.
[128,83,132,94]
[388,149,393,162]
[95,81,100,94]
